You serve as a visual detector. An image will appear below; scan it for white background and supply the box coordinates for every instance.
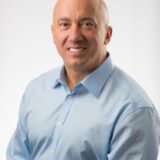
[0,0,160,159]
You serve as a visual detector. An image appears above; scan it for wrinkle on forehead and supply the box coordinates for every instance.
[52,0,109,26]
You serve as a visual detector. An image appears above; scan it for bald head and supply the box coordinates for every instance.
[100,0,109,25]
[52,0,109,26]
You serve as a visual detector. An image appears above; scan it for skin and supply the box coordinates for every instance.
[52,0,112,91]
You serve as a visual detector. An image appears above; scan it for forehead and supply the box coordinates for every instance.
[53,0,102,21]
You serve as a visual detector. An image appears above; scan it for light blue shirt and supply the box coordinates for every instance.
[7,55,160,160]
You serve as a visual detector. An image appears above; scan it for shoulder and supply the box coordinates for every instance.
[106,66,160,125]
[30,66,61,85]
[108,67,160,148]
[109,66,153,108]
[22,66,62,101]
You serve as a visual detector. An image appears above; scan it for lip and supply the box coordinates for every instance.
[67,47,87,56]
[68,47,86,52]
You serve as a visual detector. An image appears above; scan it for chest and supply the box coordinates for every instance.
[25,92,117,159]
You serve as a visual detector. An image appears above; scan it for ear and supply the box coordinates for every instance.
[104,26,112,45]
[51,24,55,43]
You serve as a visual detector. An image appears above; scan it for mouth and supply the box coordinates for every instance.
[67,47,87,52]
[69,48,85,52]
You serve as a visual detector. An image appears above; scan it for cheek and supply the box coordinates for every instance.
[88,30,103,43]
[54,32,67,48]
[89,34,102,50]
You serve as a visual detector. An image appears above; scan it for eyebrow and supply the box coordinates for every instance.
[57,17,96,22]
[57,17,71,23]
[79,17,95,22]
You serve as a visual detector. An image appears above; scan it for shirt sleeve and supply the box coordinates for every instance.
[6,95,30,160]
[107,107,160,160]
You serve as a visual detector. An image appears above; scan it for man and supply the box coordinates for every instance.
[7,0,160,159]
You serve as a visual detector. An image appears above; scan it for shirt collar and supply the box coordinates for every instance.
[53,54,115,98]
[53,67,66,88]
[81,54,115,97]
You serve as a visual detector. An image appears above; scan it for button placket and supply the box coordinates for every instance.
[50,94,75,155]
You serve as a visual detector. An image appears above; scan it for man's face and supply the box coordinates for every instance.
[52,0,112,72]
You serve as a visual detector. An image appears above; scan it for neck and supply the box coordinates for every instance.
[65,68,89,92]
[64,52,108,92]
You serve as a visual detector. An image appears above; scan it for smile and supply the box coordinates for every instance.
[68,48,86,52]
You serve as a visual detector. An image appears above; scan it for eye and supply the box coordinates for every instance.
[58,21,71,30]
[80,20,96,29]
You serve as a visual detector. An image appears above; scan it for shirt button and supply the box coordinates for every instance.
[57,121,63,126]
[50,149,55,154]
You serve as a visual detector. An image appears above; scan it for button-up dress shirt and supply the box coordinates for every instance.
[7,55,160,160]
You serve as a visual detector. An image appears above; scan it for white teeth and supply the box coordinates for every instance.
[69,48,84,52]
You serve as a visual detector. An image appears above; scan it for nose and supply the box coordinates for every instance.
[68,24,83,43]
